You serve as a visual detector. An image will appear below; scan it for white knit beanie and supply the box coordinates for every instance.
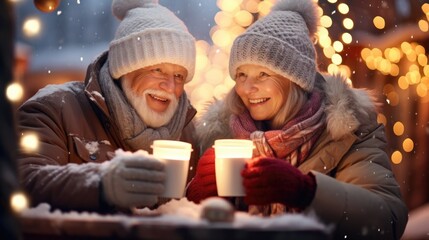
[229,0,319,91]
[109,0,196,82]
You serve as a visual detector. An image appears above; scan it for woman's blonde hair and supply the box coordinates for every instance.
[225,77,308,129]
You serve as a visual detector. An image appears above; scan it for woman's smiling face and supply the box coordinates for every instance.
[234,64,290,121]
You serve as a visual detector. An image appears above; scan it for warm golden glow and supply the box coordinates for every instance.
[391,151,402,165]
[217,0,242,12]
[257,1,273,16]
[338,3,349,14]
[20,133,40,152]
[318,26,329,37]
[342,18,354,30]
[234,10,254,27]
[418,20,429,32]
[378,59,391,75]
[386,48,401,63]
[320,15,333,28]
[23,17,41,37]
[422,3,429,14]
[365,56,376,70]
[323,46,335,59]
[333,41,344,52]
[422,76,429,86]
[331,53,342,65]
[406,50,417,62]
[244,0,259,13]
[371,48,383,57]
[212,29,232,48]
[393,122,405,136]
[398,76,409,90]
[377,113,387,125]
[195,54,209,71]
[390,64,399,76]
[213,84,231,99]
[215,11,234,28]
[210,50,229,67]
[338,65,351,78]
[406,70,421,85]
[415,45,425,55]
[418,54,428,66]
[361,48,371,59]
[402,138,414,153]
[341,32,352,44]
[318,34,332,48]
[6,82,24,102]
[416,83,428,97]
[373,16,386,29]
[401,42,412,55]
[205,67,225,85]
[327,64,339,75]
[10,192,29,213]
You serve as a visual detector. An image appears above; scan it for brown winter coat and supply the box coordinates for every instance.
[17,52,199,212]
[196,73,408,239]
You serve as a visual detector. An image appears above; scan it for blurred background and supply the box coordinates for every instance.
[6,0,429,228]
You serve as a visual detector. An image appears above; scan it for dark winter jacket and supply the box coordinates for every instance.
[196,73,408,240]
[17,52,199,212]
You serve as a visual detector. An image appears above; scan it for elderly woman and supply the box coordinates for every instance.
[186,0,408,239]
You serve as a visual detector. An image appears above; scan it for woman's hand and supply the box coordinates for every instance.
[241,157,316,209]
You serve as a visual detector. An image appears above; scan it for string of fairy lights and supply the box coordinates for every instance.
[5,0,429,211]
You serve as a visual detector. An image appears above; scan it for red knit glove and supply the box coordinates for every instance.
[241,157,317,210]
[186,148,218,203]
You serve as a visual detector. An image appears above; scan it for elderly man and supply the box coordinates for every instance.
[17,0,198,213]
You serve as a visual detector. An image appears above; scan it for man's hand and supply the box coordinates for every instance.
[101,151,165,209]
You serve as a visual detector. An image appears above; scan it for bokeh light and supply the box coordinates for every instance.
[10,191,29,213]
[20,133,40,153]
[393,122,405,136]
[402,138,414,153]
[6,83,24,102]
[373,16,386,29]
[391,150,403,164]
[23,17,41,37]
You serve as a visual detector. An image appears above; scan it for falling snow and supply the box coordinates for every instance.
[85,142,99,155]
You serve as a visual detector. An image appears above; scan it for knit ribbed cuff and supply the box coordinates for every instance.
[229,33,316,92]
[109,29,195,82]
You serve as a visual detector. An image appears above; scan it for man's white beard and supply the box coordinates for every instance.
[122,82,179,128]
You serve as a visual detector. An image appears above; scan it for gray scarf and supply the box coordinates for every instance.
[99,62,190,152]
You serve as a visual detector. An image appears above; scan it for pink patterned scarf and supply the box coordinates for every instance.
[230,91,326,167]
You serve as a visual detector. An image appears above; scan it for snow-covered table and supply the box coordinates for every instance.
[19,199,331,239]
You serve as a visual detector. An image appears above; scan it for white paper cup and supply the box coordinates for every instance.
[214,139,254,196]
[151,140,193,198]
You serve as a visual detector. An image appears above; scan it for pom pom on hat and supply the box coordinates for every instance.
[108,0,196,82]
[272,0,319,38]
[112,0,159,20]
[229,0,320,92]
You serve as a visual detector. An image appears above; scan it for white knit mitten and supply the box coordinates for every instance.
[101,150,165,209]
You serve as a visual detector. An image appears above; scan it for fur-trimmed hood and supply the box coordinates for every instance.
[195,73,380,152]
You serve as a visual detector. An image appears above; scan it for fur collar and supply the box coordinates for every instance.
[196,73,379,151]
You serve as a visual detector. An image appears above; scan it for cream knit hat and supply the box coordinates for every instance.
[109,0,196,82]
[229,0,319,91]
